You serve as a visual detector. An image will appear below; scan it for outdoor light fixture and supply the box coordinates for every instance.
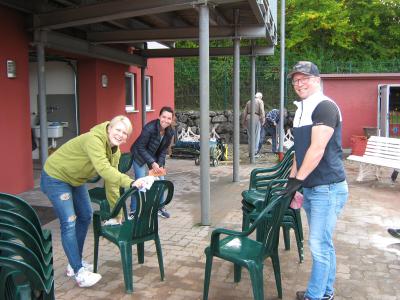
[6,59,16,78]
[101,73,108,88]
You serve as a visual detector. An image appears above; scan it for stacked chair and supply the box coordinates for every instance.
[89,152,133,220]
[241,147,304,263]
[203,191,293,300]
[93,180,174,293]
[0,193,54,300]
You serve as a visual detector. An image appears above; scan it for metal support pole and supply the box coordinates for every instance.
[232,10,240,182]
[141,64,147,128]
[278,0,286,160]
[36,30,49,165]
[250,51,256,163]
[199,4,210,225]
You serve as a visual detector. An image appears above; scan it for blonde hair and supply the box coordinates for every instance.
[109,115,132,136]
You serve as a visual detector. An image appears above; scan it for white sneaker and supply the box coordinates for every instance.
[75,267,102,288]
[66,260,94,277]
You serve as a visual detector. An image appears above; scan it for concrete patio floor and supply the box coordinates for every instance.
[18,147,400,300]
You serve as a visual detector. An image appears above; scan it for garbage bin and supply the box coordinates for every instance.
[363,127,377,138]
[350,135,367,156]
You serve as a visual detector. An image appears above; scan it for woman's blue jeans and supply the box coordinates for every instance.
[130,159,164,211]
[302,180,348,300]
[40,170,92,273]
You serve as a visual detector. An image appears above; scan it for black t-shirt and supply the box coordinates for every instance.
[312,100,340,128]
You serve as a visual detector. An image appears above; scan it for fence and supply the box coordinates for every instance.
[174,58,400,111]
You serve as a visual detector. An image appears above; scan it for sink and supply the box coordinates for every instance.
[33,123,64,138]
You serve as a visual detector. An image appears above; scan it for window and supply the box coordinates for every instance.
[125,72,136,112]
[145,75,152,110]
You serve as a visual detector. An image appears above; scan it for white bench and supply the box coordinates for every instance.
[347,136,400,182]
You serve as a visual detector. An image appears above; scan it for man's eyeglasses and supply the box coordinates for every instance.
[291,76,314,86]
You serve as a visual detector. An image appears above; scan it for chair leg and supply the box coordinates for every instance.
[293,226,304,263]
[271,253,282,298]
[93,233,99,272]
[154,236,165,281]
[203,251,213,300]
[137,242,144,264]
[119,242,133,293]
[282,226,291,250]
[242,210,250,231]
[248,263,264,300]
[234,263,242,283]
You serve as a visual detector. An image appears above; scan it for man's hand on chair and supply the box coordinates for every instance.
[279,177,303,198]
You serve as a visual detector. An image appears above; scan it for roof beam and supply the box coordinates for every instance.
[135,46,274,57]
[88,25,268,43]
[0,0,34,13]
[39,30,146,66]
[34,0,242,30]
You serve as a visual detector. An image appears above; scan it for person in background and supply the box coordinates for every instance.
[242,92,265,158]
[281,61,348,300]
[41,115,141,288]
[130,106,175,218]
[258,108,286,154]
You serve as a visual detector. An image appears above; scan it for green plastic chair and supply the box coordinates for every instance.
[203,193,292,300]
[0,209,52,254]
[0,193,51,243]
[93,180,174,293]
[0,223,53,266]
[241,148,304,262]
[89,152,133,220]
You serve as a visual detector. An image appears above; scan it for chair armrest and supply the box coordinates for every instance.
[109,187,137,220]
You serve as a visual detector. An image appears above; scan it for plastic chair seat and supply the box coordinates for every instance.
[207,236,264,263]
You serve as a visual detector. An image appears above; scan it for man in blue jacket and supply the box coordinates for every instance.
[130,106,175,218]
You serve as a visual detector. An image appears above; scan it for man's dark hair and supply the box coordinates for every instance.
[159,106,174,116]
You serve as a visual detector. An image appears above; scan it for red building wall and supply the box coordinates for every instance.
[79,57,174,153]
[0,6,33,193]
[321,74,400,148]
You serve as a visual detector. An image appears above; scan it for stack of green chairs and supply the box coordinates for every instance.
[89,152,133,220]
[203,191,293,300]
[93,180,174,293]
[0,193,54,300]
[241,147,304,263]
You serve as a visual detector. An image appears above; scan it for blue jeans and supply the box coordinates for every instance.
[265,126,277,153]
[130,159,164,211]
[40,170,92,273]
[302,180,348,300]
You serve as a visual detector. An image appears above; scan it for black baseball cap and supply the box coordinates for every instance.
[288,61,320,78]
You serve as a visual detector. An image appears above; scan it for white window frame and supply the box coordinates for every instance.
[145,75,152,111]
[125,72,136,113]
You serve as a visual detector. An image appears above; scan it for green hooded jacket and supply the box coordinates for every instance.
[44,121,133,207]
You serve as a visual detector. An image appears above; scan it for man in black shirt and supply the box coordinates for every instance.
[283,61,348,300]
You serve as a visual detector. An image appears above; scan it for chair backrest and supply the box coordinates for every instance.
[0,222,50,265]
[0,193,44,236]
[0,209,47,249]
[247,191,292,255]
[0,240,52,281]
[118,152,133,173]
[118,180,174,240]
[253,152,294,190]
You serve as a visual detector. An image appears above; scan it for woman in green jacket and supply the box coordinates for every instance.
[41,115,137,288]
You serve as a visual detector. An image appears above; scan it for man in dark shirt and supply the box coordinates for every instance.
[283,61,348,300]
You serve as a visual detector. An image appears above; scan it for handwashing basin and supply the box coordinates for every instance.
[33,122,64,138]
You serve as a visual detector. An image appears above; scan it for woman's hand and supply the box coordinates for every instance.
[131,179,144,189]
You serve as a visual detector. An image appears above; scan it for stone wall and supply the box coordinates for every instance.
[175,110,247,143]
